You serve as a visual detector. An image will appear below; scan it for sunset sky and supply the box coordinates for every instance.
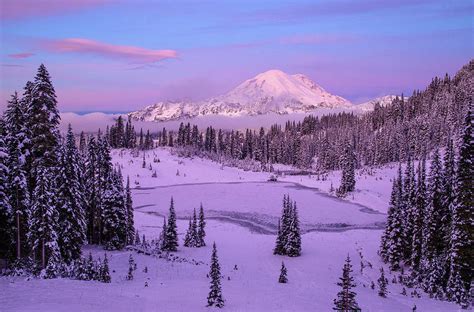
[1,0,472,112]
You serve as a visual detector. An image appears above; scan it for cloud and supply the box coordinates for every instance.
[0,0,111,20]
[8,52,34,59]
[40,38,178,64]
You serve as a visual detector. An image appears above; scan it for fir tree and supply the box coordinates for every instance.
[207,242,225,308]
[4,92,30,260]
[337,142,356,197]
[28,165,60,269]
[278,261,288,283]
[446,105,473,308]
[100,253,111,283]
[184,218,194,247]
[102,169,127,250]
[0,120,13,260]
[197,203,206,247]
[377,267,388,298]
[162,197,178,252]
[56,124,86,264]
[285,201,301,257]
[273,219,284,255]
[126,254,134,280]
[410,156,426,283]
[333,255,360,311]
[159,217,168,252]
[423,149,447,296]
[125,176,135,245]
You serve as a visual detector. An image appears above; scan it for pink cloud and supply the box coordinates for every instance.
[0,0,111,20]
[8,52,34,59]
[41,38,178,64]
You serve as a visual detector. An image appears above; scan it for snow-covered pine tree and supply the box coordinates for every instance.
[191,208,198,247]
[278,261,288,283]
[4,92,30,260]
[56,124,86,264]
[423,149,447,296]
[337,142,356,197]
[84,136,99,244]
[28,64,60,170]
[274,195,291,256]
[100,253,111,283]
[0,120,13,260]
[378,267,388,298]
[159,217,167,252]
[410,156,426,284]
[380,166,404,269]
[184,218,193,247]
[163,197,178,252]
[207,242,225,308]
[285,201,301,257]
[125,176,135,245]
[126,254,134,280]
[446,105,473,308]
[197,203,206,247]
[102,169,127,250]
[29,165,60,269]
[273,219,284,255]
[333,255,360,311]
[402,155,416,261]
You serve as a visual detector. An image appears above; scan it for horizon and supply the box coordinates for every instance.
[1,0,473,113]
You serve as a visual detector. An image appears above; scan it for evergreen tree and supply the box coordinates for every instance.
[337,142,356,197]
[273,220,284,255]
[423,149,447,296]
[126,254,134,280]
[184,218,194,247]
[333,255,360,311]
[207,242,225,308]
[4,92,30,260]
[197,203,206,247]
[278,261,288,284]
[29,64,60,169]
[402,155,416,261]
[446,105,473,308]
[159,217,168,252]
[162,198,178,252]
[28,165,60,269]
[410,156,426,283]
[378,267,388,298]
[100,253,111,283]
[102,169,127,250]
[56,125,86,264]
[125,176,135,245]
[0,120,13,260]
[285,201,301,257]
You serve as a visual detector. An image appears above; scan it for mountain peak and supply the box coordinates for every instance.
[130,70,352,121]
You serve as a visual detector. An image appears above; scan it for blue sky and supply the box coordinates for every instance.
[1,0,473,112]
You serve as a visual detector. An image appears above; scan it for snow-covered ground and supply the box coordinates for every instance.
[0,148,461,311]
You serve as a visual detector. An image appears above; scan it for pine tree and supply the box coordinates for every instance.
[337,142,356,197]
[402,155,416,261]
[4,92,30,260]
[102,169,127,250]
[377,267,388,298]
[159,217,168,252]
[423,149,447,296]
[184,218,193,247]
[446,105,473,308]
[125,176,135,245]
[56,124,86,264]
[100,253,111,283]
[0,120,13,260]
[29,64,60,169]
[273,219,284,255]
[285,201,301,257]
[197,203,206,247]
[207,242,225,308]
[274,195,291,255]
[126,254,134,280]
[410,156,426,284]
[278,262,288,283]
[28,165,60,269]
[333,255,360,311]
[163,197,178,252]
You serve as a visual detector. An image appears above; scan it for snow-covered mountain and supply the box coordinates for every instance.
[129,69,352,121]
[353,95,399,112]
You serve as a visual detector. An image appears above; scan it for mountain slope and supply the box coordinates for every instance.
[130,70,351,121]
[353,95,400,112]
